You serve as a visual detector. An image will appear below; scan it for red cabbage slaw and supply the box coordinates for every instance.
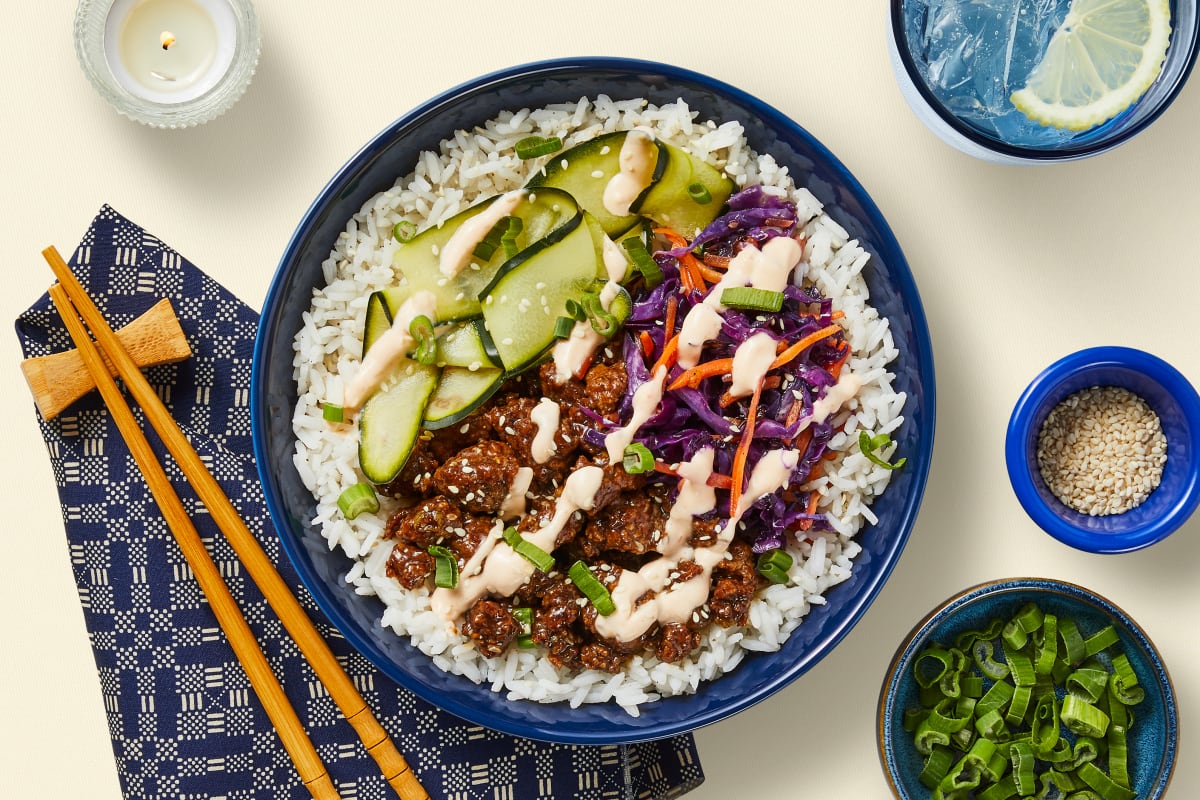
[598,186,852,553]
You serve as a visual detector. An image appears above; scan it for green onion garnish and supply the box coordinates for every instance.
[393,220,417,243]
[322,402,344,423]
[582,292,620,338]
[686,182,712,204]
[622,443,654,475]
[553,315,576,339]
[1084,625,1119,657]
[720,287,785,312]
[500,215,523,260]
[511,606,536,649]
[755,549,792,584]
[564,298,587,322]
[427,545,458,589]
[336,482,378,520]
[409,314,437,366]
[858,430,907,470]
[567,560,615,616]
[501,526,556,573]
[514,135,563,159]
[621,236,664,289]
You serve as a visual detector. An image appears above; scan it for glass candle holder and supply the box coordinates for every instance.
[74,0,260,129]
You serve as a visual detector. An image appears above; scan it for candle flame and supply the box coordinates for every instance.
[160,31,176,50]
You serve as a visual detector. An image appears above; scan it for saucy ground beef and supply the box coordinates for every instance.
[381,342,769,671]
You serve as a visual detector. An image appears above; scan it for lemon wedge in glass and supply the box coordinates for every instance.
[1010,0,1172,131]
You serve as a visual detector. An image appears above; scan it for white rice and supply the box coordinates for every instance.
[291,95,906,713]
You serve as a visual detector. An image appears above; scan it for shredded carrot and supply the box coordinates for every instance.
[651,335,680,375]
[797,489,822,531]
[770,323,842,371]
[638,330,655,359]
[698,264,725,284]
[828,346,851,380]
[719,376,780,408]
[702,253,730,270]
[652,461,678,477]
[654,227,707,294]
[685,253,708,293]
[654,459,733,489]
[728,381,764,516]
[668,357,733,391]
[830,309,845,321]
[664,293,678,339]
[790,423,813,453]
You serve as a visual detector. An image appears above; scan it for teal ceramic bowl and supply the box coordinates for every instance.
[877,579,1177,799]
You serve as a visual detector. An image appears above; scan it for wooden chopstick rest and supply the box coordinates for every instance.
[21,297,191,420]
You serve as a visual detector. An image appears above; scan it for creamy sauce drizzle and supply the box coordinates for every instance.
[498,466,534,519]
[601,235,630,283]
[792,372,863,437]
[602,131,656,217]
[530,399,561,463]
[604,366,667,463]
[550,280,622,383]
[343,291,438,413]
[729,332,779,399]
[431,466,604,622]
[438,190,525,279]
[676,303,723,370]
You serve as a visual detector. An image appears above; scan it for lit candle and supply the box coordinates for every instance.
[104,0,237,104]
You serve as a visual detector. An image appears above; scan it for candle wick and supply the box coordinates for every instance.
[160,31,176,51]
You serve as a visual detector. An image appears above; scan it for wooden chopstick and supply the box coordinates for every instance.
[44,247,430,800]
[48,285,342,800]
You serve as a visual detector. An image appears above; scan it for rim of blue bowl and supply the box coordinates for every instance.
[251,56,936,743]
[877,577,1179,800]
[888,0,1200,162]
[1005,346,1200,553]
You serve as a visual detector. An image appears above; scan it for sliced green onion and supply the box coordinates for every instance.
[427,545,458,589]
[502,526,556,573]
[1109,654,1145,705]
[1061,694,1110,738]
[1107,724,1131,791]
[1067,662,1111,703]
[904,707,930,733]
[1006,685,1033,727]
[514,135,563,159]
[567,560,615,616]
[622,442,654,475]
[553,315,577,339]
[973,638,1011,681]
[978,775,1018,800]
[1003,647,1036,688]
[720,286,785,312]
[919,745,955,789]
[955,618,1006,651]
[1084,625,1119,657]
[1010,741,1036,796]
[859,430,907,470]
[1076,761,1136,800]
[756,549,793,584]
[961,674,984,699]
[686,181,712,204]
[974,708,1008,741]
[1035,614,1058,676]
[583,294,620,337]
[1058,616,1086,666]
[500,215,523,260]
[564,298,587,321]
[511,606,536,649]
[1030,692,1060,758]
[322,402,345,423]
[337,483,378,520]
[975,679,1014,718]
[621,236,664,289]
[1071,737,1101,770]
[940,648,967,699]
[409,314,437,366]
[914,646,957,689]
[393,219,417,243]
[1002,618,1029,651]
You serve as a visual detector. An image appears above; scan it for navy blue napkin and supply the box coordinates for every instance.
[16,206,705,800]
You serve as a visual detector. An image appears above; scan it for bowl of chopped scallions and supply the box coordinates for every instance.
[1005,347,1200,554]
[877,578,1177,800]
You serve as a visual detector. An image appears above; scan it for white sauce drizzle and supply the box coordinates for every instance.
[438,190,525,279]
[431,466,605,623]
[729,332,778,399]
[676,303,723,370]
[602,131,656,217]
[498,466,534,519]
[343,291,437,413]
[604,366,667,463]
[530,398,561,464]
[601,235,630,283]
[792,372,863,437]
[549,280,622,383]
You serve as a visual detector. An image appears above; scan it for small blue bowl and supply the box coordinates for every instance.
[1006,347,1200,554]
[251,57,936,744]
[878,578,1178,800]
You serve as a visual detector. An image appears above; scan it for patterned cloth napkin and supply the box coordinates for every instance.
[16,206,705,800]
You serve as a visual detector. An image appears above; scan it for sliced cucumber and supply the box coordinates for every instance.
[358,362,439,484]
[632,142,735,238]
[479,213,600,373]
[527,131,664,238]
[423,367,504,429]
[390,189,579,322]
[362,290,394,356]
[434,320,501,369]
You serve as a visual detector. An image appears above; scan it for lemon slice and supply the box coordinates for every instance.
[1010,0,1172,131]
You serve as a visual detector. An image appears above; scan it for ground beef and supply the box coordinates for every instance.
[426,410,495,462]
[432,440,520,515]
[379,437,439,497]
[537,362,589,406]
[485,394,578,488]
[655,622,702,663]
[583,361,627,417]
[385,495,462,548]
[519,495,584,547]
[581,492,668,557]
[709,540,763,628]
[385,543,433,589]
[448,514,493,563]
[461,599,521,658]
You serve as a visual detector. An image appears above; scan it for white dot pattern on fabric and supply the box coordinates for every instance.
[16,206,705,800]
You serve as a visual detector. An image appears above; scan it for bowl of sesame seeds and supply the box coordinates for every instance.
[1006,347,1200,553]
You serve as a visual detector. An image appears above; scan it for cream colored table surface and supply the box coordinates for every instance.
[3,3,1199,798]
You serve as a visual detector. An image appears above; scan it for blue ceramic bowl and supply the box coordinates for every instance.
[251,57,936,744]
[878,579,1178,800]
[1006,347,1200,554]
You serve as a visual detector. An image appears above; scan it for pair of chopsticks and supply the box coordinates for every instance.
[42,247,429,800]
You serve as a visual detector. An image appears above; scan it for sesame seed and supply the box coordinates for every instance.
[462,465,474,474]
[436,277,448,287]
[448,485,460,494]
[560,159,569,170]
[590,170,604,179]
[600,145,611,155]
[536,282,547,290]
[505,426,517,436]
[469,361,482,371]
[455,292,465,301]
[465,492,475,502]
[485,295,495,305]
[431,244,440,256]
[502,338,514,346]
